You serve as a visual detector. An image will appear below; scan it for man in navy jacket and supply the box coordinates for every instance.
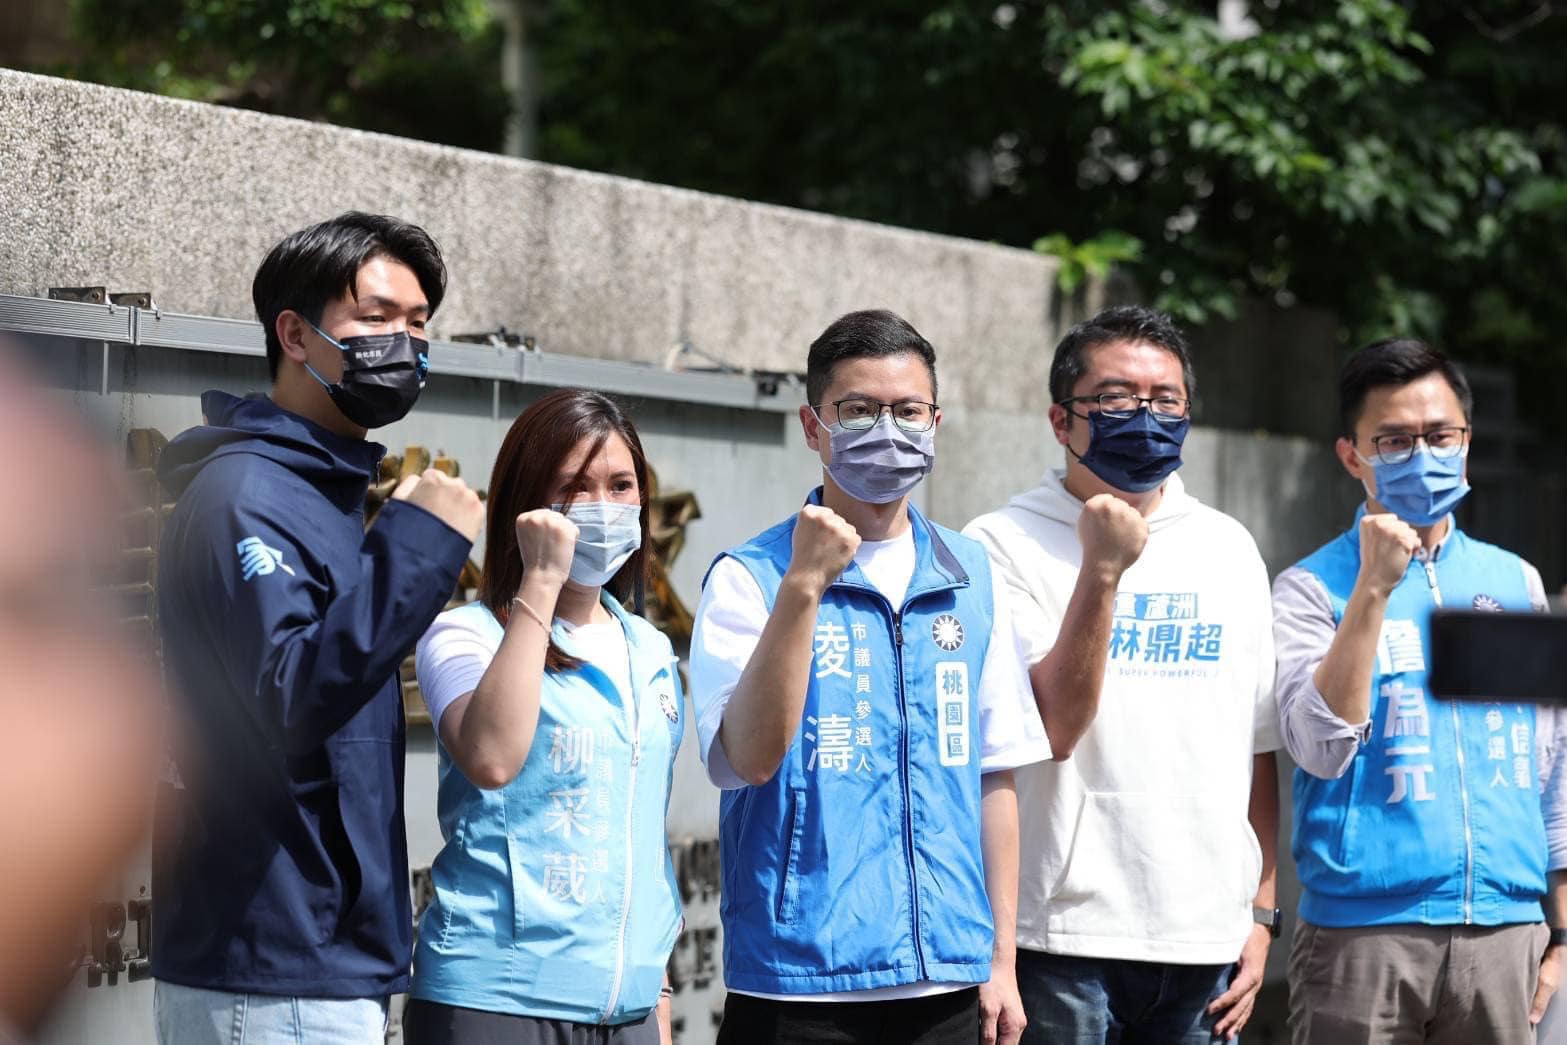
[151,213,484,1043]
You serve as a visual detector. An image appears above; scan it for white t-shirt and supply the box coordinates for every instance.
[415,606,632,731]
[964,470,1280,966]
[689,525,1050,1002]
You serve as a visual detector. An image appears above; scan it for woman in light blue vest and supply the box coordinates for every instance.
[404,389,683,1044]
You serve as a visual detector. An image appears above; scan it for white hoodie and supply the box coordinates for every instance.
[964,469,1280,965]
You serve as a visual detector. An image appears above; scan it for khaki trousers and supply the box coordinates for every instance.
[1289,920,1548,1045]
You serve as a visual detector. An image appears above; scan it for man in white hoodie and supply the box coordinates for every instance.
[965,305,1281,1043]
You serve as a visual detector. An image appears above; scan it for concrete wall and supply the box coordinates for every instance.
[0,73,1051,390]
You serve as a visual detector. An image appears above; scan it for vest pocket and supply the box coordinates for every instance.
[776,787,806,925]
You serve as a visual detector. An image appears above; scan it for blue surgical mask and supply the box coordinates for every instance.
[1357,447,1470,526]
[550,501,642,587]
[1072,407,1188,493]
[823,414,935,504]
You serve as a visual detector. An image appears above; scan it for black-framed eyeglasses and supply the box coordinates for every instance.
[1059,393,1190,423]
[1366,426,1470,465]
[813,396,939,433]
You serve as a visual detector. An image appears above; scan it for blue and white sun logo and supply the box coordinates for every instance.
[659,689,680,722]
[1473,593,1503,612]
[931,614,965,652]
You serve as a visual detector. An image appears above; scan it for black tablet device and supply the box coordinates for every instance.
[1428,609,1567,703]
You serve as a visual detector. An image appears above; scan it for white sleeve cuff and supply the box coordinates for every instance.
[698,701,750,791]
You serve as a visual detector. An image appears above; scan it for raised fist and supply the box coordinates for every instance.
[515,509,579,586]
[1357,512,1420,597]
[1078,493,1148,580]
[390,468,484,543]
[786,505,861,595]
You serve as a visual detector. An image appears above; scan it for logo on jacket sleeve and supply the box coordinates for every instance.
[236,536,295,581]
[1473,594,1503,612]
[931,614,965,652]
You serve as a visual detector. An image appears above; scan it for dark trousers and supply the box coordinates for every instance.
[1015,948,1230,1045]
[403,998,658,1045]
[717,987,981,1045]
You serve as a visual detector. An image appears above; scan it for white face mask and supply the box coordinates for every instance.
[550,501,642,587]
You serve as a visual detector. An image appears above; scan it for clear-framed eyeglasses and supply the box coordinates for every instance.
[1366,426,1470,465]
[1058,393,1190,424]
[814,396,939,433]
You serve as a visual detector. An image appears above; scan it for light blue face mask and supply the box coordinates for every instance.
[1357,446,1471,526]
[550,501,642,587]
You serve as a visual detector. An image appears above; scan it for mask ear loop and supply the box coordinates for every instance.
[302,319,349,392]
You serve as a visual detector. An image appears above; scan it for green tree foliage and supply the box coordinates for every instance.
[531,0,1567,423]
[58,0,509,149]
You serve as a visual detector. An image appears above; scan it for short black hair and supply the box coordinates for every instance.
[1338,337,1473,437]
[252,211,447,380]
[806,309,938,407]
[1048,305,1195,407]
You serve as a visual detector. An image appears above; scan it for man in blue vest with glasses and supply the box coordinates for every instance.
[689,309,1051,1045]
[1274,338,1567,1043]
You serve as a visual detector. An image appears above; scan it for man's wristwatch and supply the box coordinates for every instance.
[1253,906,1283,939]
[1549,927,1567,949]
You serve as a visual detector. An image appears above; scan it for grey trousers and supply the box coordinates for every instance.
[1288,920,1549,1045]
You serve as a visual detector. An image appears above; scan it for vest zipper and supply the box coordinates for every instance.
[1421,556,1473,924]
[890,609,927,980]
[602,661,643,1022]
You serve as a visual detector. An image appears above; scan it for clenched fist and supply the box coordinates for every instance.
[515,509,579,586]
[1357,512,1420,597]
[785,505,861,596]
[1078,493,1148,580]
[390,468,484,543]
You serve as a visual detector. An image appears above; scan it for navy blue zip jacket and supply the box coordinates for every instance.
[151,391,471,998]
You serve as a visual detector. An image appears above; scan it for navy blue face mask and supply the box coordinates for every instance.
[1070,407,1189,493]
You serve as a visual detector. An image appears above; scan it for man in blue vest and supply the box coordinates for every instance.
[689,310,1052,1045]
[1274,338,1567,1043]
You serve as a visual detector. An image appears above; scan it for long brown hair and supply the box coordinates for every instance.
[479,389,653,671]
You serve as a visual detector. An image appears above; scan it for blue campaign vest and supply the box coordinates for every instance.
[410,596,684,1024]
[711,490,998,994]
[1291,510,1547,928]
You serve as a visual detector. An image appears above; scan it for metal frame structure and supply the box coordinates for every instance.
[0,294,798,414]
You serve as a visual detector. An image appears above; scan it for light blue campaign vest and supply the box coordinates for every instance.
[711,490,999,994]
[1292,510,1546,928]
[410,596,684,1024]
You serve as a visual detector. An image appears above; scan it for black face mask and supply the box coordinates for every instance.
[306,323,429,429]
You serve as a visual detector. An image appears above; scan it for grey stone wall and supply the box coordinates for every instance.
[0,69,1056,404]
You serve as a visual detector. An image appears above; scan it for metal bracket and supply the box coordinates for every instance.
[83,889,152,988]
[48,286,109,304]
[449,327,539,352]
